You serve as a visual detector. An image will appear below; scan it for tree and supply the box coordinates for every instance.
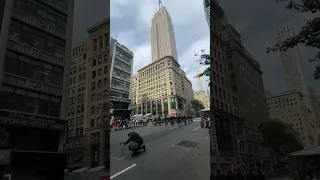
[195,49,210,78]
[191,99,205,112]
[260,121,303,158]
[266,0,320,79]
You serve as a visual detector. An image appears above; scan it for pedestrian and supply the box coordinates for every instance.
[110,118,115,131]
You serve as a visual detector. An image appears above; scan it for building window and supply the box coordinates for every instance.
[91,106,95,114]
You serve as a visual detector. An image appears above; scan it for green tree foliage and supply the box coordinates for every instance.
[195,49,210,78]
[260,121,303,158]
[191,99,205,112]
[267,0,320,79]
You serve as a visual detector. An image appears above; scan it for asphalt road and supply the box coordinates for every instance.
[110,118,210,180]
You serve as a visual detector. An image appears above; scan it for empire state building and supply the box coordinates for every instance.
[151,6,178,62]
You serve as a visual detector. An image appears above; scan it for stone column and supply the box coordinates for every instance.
[161,99,164,116]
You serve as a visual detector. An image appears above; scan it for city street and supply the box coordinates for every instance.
[110,118,210,180]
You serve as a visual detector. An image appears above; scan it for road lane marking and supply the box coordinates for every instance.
[193,127,200,131]
[117,157,125,160]
[110,164,137,179]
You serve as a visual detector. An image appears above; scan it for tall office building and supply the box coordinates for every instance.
[194,69,210,109]
[197,69,207,93]
[203,0,210,26]
[211,1,244,172]
[130,75,138,115]
[133,4,193,117]
[109,37,133,119]
[66,19,110,169]
[276,25,319,144]
[267,91,315,148]
[151,6,178,62]
[310,88,320,126]
[0,0,74,177]
[222,24,272,168]
[211,1,272,172]
[276,25,309,96]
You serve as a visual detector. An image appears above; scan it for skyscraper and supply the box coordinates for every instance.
[276,25,310,101]
[151,6,178,62]
[194,69,210,109]
[203,0,210,26]
[0,0,74,177]
[276,25,309,97]
[66,18,110,169]
[109,37,133,119]
[132,3,194,117]
[276,25,317,127]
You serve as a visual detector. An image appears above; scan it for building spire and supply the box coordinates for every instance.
[158,0,162,10]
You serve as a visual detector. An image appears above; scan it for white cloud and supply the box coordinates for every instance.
[132,44,152,74]
[179,36,210,91]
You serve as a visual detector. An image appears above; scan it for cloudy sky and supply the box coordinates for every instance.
[110,0,210,91]
[71,0,318,95]
[219,0,320,96]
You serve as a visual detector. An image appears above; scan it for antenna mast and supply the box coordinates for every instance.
[158,0,162,10]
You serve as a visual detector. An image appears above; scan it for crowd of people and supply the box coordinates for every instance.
[110,115,194,131]
[211,170,266,180]
[152,116,194,127]
[110,119,148,131]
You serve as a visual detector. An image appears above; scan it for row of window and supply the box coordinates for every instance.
[70,62,87,75]
[213,85,238,107]
[213,98,240,118]
[0,87,61,118]
[68,116,84,127]
[68,94,85,106]
[92,66,108,79]
[68,127,84,139]
[90,104,108,115]
[114,59,131,72]
[10,20,65,58]
[93,34,109,51]
[111,78,130,90]
[115,49,133,63]
[4,51,63,87]
[113,68,130,80]
[91,91,108,102]
[212,71,228,89]
[69,72,86,85]
[69,83,86,95]
[90,116,108,128]
[92,55,108,67]
[14,0,67,31]
[91,78,108,91]
[110,90,129,99]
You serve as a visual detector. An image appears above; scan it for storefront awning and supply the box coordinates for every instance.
[289,146,320,157]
